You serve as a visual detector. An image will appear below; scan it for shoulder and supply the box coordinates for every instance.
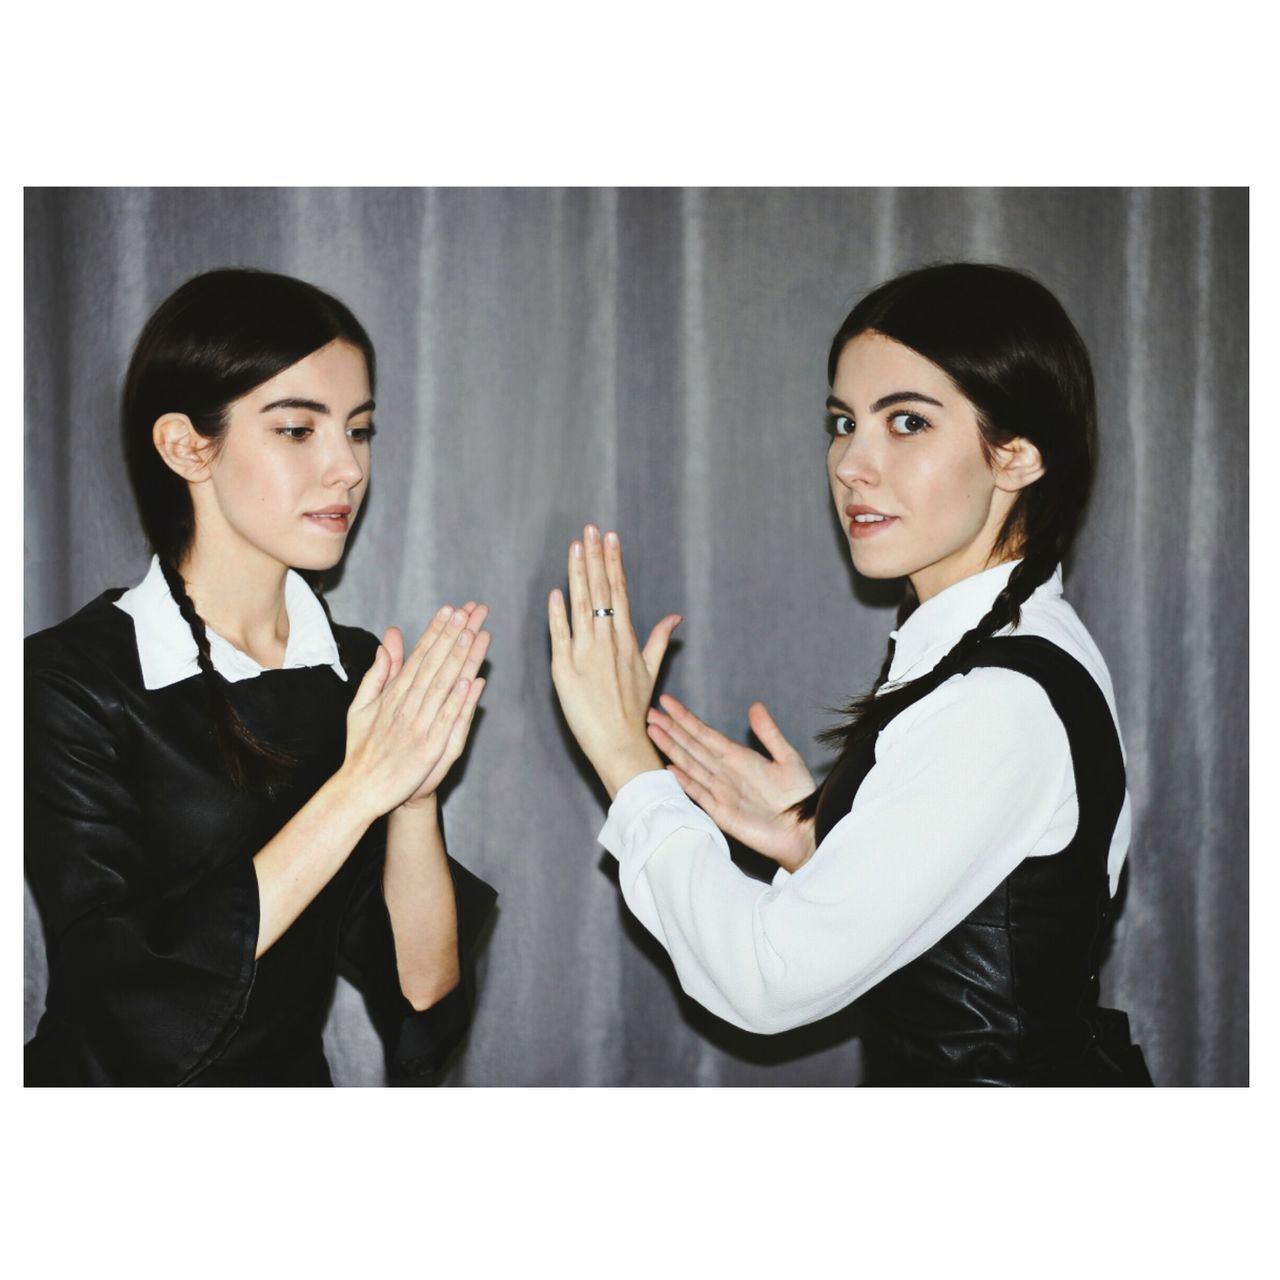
[26,591,141,693]
[1010,589,1121,712]
[877,661,1071,792]
[26,592,143,750]
[903,661,1066,742]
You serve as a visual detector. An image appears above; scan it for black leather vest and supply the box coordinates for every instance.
[814,636,1150,1086]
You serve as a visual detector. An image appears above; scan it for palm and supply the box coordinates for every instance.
[646,695,816,872]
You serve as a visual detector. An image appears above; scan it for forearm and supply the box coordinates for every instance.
[252,771,375,959]
[381,797,460,1010]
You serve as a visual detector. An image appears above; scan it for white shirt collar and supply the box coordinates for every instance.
[886,559,1064,684]
[114,555,348,691]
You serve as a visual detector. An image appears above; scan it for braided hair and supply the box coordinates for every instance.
[122,268,376,788]
[795,263,1097,821]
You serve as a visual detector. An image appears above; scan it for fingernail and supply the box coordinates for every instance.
[605,530,619,548]
[585,524,599,543]
[572,541,583,559]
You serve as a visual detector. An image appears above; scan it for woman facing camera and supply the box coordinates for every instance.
[26,268,496,1086]
[550,262,1150,1086]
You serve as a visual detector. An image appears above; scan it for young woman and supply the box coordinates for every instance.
[25,268,496,1086]
[549,262,1150,1086]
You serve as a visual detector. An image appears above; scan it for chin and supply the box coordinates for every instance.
[288,547,348,573]
[848,548,911,581]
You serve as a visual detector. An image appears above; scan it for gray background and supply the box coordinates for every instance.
[24,187,1248,1086]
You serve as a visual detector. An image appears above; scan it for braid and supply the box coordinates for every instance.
[158,558,294,789]
[791,549,1059,824]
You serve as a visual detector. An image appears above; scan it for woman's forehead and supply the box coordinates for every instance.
[832,333,955,402]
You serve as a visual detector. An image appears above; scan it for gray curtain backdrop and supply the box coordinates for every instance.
[23,187,1248,1086]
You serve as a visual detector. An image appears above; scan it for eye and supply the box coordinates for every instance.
[824,413,854,438]
[347,424,376,443]
[888,410,931,436]
[275,424,314,441]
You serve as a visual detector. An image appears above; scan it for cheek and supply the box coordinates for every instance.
[216,448,298,514]
[910,441,990,514]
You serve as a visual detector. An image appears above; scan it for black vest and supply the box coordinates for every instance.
[814,636,1150,1086]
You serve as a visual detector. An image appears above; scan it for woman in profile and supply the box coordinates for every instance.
[549,262,1150,1085]
[26,268,496,1086]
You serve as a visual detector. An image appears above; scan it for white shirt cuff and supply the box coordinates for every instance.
[598,769,695,853]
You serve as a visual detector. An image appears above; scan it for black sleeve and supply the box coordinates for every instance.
[337,831,497,1082]
[24,664,260,1086]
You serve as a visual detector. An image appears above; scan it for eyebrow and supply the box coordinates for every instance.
[825,391,945,414]
[260,397,376,420]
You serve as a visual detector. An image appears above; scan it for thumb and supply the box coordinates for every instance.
[351,644,391,711]
[641,613,682,677]
[748,700,794,760]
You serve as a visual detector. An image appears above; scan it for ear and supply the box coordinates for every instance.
[991,437,1045,493]
[152,414,216,483]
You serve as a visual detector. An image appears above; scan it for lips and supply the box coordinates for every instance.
[845,503,898,540]
[304,504,352,533]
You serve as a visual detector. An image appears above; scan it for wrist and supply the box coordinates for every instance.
[328,765,383,830]
[397,792,440,818]
[597,741,664,801]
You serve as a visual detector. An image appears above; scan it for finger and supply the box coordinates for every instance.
[415,620,475,721]
[582,524,614,630]
[646,722,716,790]
[747,701,798,762]
[658,693,736,754]
[666,763,717,815]
[602,530,635,638]
[640,613,682,678]
[382,626,406,683]
[399,606,456,684]
[350,644,390,711]
[415,605,456,652]
[567,538,593,636]
[428,676,472,749]
[441,676,486,763]
[646,711,721,778]
[405,607,469,705]
[457,627,492,685]
[548,587,572,658]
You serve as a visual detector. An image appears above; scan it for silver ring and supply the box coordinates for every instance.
[592,607,615,618]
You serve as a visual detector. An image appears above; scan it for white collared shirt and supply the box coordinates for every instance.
[597,560,1131,1036]
[114,555,347,690]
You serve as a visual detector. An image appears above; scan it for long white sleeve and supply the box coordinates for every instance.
[597,667,1073,1035]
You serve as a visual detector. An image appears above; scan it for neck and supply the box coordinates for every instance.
[178,538,291,666]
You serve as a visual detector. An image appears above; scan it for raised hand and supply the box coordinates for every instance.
[340,601,491,821]
[548,524,682,798]
[646,695,817,872]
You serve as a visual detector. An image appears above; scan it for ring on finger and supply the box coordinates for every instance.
[592,607,615,618]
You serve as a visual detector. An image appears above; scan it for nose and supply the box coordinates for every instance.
[322,431,366,491]
[831,430,880,490]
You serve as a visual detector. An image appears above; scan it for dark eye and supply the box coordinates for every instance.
[888,411,930,436]
[276,425,313,441]
[824,413,854,438]
[347,424,376,443]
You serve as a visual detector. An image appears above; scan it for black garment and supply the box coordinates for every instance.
[814,636,1150,1086]
[25,590,497,1087]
